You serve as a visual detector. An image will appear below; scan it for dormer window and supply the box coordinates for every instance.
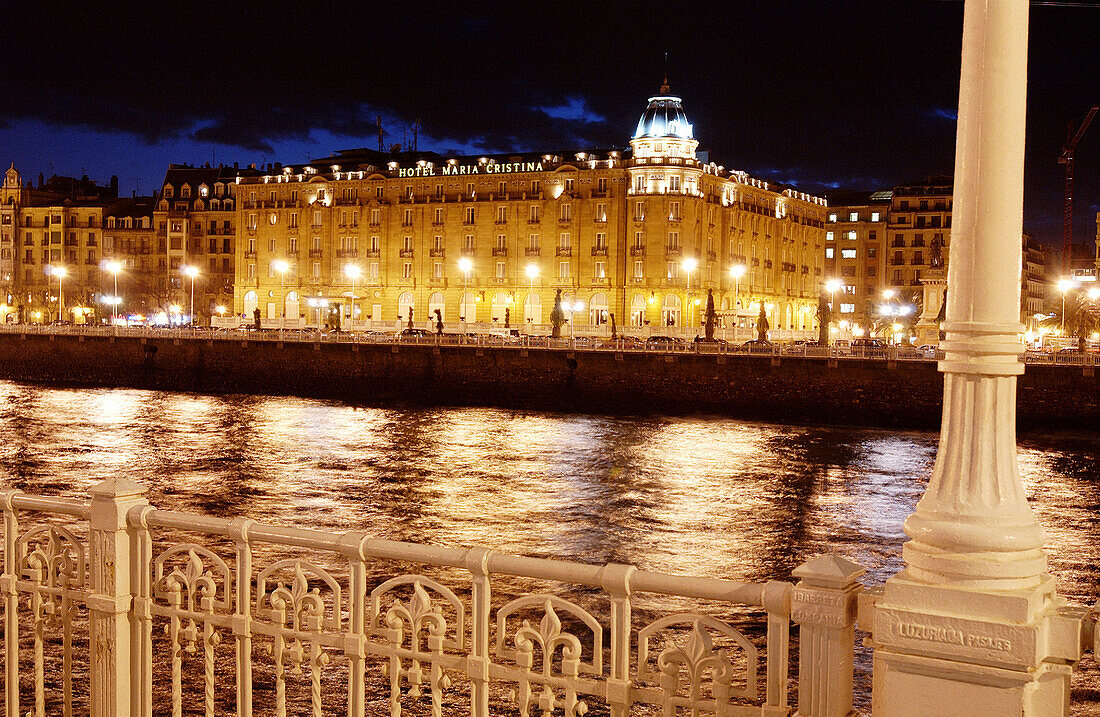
[654,142,664,153]
[214,183,224,196]
[199,185,209,197]
[163,185,173,198]
[180,185,191,198]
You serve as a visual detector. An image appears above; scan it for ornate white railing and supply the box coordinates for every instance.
[0,480,863,716]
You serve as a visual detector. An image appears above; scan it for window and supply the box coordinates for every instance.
[595,232,607,249]
[312,262,321,278]
[371,209,380,225]
[828,213,837,222]
[597,177,607,192]
[847,231,857,240]
[841,266,856,276]
[840,303,856,314]
[268,238,276,252]
[531,180,540,194]
[635,201,645,221]
[849,212,859,222]
[436,184,443,198]
[634,260,643,278]
[594,261,606,278]
[868,266,877,277]
[403,209,413,226]
[434,235,444,251]
[465,207,475,224]
[497,206,507,223]
[498,181,506,195]
[464,235,475,252]
[667,231,679,249]
[289,237,298,253]
[669,176,681,192]
[403,236,413,251]
[595,203,607,222]
[466,183,475,197]
[248,214,257,230]
[405,186,413,199]
[528,233,539,249]
[403,262,412,278]
[433,262,443,279]
[370,262,379,279]
[496,261,506,278]
[893,269,903,283]
[565,178,574,192]
[290,212,298,228]
[841,248,857,259]
[559,262,570,278]
[558,232,571,249]
[634,231,644,248]
[667,262,680,279]
[825,231,834,241]
[560,204,572,222]
[312,236,321,251]
[434,208,444,225]
[871,212,881,222]
[248,264,256,278]
[312,210,321,226]
[826,247,835,259]
[635,175,645,192]
[669,201,680,221]
[529,205,540,222]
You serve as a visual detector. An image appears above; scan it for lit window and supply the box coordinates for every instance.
[496,261,505,278]
[634,261,643,278]
[847,231,857,240]
[594,261,606,278]
[840,303,856,314]
[826,232,834,241]
[849,212,858,221]
[826,247,835,258]
[828,213,837,222]
[871,212,881,222]
[559,261,570,278]
[841,248,857,259]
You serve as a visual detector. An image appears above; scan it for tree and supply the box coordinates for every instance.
[253,307,262,330]
[704,289,717,340]
[817,291,830,346]
[756,301,770,342]
[550,289,565,338]
[1045,290,1100,352]
[504,306,511,328]
[609,311,617,339]
[407,307,414,331]
[434,308,444,336]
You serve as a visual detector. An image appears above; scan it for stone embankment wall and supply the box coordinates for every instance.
[0,334,1095,429]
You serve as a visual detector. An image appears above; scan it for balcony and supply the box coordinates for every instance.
[244,251,257,259]
[337,250,359,258]
[764,260,773,269]
[460,249,476,257]
[665,247,681,258]
[524,247,540,257]
[309,249,323,258]
[430,248,445,257]
[492,248,508,257]
[591,247,608,257]
[555,247,572,257]
[528,218,541,224]
[366,249,381,258]
[399,249,414,258]
[287,250,299,258]
[630,246,645,256]
[706,250,716,262]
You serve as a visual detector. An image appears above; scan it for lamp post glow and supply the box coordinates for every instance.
[459,257,473,322]
[344,264,361,327]
[682,257,698,330]
[730,264,746,340]
[1057,278,1076,335]
[182,265,199,326]
[105,261,122,324]
[525,263,538,325]
[272,260,289,326]
[53,265,67,322]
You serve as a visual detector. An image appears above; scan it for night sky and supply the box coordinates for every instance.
[3,1,1099,250]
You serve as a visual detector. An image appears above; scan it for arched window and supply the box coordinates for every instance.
[460,293,478,323]
[243,290,258,317]
[523,293,541,325]
[661,294,681,327]
[630,295,646,326]
[398,291,415,322]
[428,292,445,323]
[285,291,300,322]
[491,292,510,324]
[589,292,609,326]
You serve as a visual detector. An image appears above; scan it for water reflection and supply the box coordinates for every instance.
[0,381,1097,608]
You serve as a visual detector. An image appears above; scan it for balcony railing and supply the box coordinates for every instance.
[492,248,507,257]
[555,247,572,257]
[399,249,414,258]
[430,248,445,257]
[630,246,645,256]
[591,247,608,256]
[309,249,323,258]
[337,250,359,258]
[524,247,540,257]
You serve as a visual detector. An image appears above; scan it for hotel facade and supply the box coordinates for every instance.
[229,87,829,335]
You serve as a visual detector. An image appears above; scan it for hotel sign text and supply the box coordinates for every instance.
[396,161,544,178]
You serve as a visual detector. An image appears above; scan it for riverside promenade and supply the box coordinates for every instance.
[0,325,1097,428]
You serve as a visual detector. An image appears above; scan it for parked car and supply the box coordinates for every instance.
[645,335,686,349]
[600,336,645,349]
[850,338,887,356]
[399,328,434,339]
[740,339,775,353]
[784,340,821,354]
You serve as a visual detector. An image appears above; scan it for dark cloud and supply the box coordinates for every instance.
[2,1,1099,248]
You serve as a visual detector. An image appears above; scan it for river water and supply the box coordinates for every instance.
[0,380,1097,712]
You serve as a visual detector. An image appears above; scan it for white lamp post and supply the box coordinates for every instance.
[272,260,289,327]
[344,263,360,328]
[730,263,746,341]
[53,265,67,323]
[182,265,199,326]
[459,257,473,322]
[105,261,122,325]
[682,256,698,331]
[525,263,538,326]
[1057,278,1076,336]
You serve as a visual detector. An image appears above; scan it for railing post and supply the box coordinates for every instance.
[87,478,147,717]
[791,555,864,717]
[1,490,22,717]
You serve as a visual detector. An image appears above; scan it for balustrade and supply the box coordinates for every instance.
[0,481,864,717]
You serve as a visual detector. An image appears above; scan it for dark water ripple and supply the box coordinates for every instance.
[0,381,1097,713]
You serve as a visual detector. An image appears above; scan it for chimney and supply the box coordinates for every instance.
[110,175,119,197]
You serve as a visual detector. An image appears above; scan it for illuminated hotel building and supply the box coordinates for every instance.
[232,86,828,333]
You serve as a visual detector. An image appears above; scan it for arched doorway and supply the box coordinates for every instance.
[428,292,445,324]
[631,295,646,326]
[284,291,299,323]
[589,293,609,326]
[661,294,681,327]
[397,292,415,322]
[243,290,257,317]
[491,292,511,324]
[524,293,542,325]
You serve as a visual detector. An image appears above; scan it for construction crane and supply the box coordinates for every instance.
[1057,105,1098,275]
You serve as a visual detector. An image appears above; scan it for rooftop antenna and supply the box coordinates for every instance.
[377,116,384,153]
[412,118,420,152]
[661,52,670,93]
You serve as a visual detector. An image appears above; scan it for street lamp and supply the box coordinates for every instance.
[52,265,67,323]
[730,264,746,340]
[682,256,698,330]
[1089,287,1100,302]
[1057,278,1077,336]
[459,257,473,322]
[272,260,289,327]
[182,265,199,326]
[882,288,896,300]
[104,260,122,325]
[344,264,361,327]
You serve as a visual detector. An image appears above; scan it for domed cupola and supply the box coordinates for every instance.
[629,80,700,163]
[633,82,694,141]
